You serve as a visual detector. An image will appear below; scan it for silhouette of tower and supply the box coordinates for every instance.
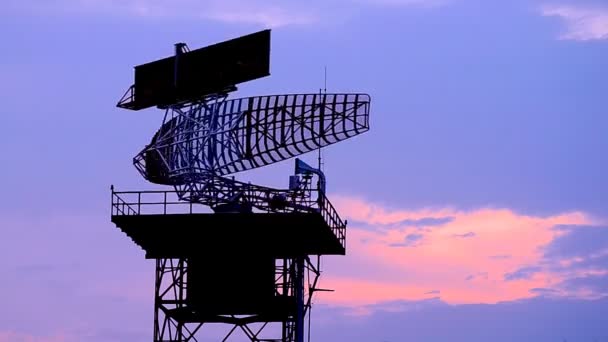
[110,30,370,341]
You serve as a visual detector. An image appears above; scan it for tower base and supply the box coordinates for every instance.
[153,257,319,342]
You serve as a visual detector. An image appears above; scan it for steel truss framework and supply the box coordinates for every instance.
[126,93,367,254]
[134,93,370,187]
[154,257,321,342]
[113,31,372,342]
[117,78,369,342]
[177,174,346,248]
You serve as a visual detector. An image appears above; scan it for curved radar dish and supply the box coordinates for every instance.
[134,93,370,186]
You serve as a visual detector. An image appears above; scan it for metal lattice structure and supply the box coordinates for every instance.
[149,257,321,342]
[134,93,369,192]
[110,30,371,342]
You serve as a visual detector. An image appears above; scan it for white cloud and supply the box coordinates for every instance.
[7,0,318,28]
[203,6,317,28]
[541,4,608,41]
[8,0,447,27]
[354,0,449,8]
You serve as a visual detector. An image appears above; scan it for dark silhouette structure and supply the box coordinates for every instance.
[110,29,371,341]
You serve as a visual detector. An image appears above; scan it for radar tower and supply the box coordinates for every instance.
[110,30,371,342]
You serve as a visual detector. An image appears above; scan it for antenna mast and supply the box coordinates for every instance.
[318,66,327,172]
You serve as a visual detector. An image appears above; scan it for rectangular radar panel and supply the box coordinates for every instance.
[124,29,271,110]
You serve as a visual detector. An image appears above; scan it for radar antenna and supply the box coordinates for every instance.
[110,29,371,342]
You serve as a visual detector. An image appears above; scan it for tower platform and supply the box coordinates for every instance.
[112,212,344,258]
[110,188,342,326]
[110,189,346,258]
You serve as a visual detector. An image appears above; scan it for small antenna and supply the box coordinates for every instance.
[318,66,327,172]
[323,65,327,93]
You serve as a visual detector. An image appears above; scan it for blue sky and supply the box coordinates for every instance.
[1,0,607,341]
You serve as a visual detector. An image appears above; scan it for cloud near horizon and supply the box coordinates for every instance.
[541,4,608,41]
[311,296,608,341]
[316,195,604,309]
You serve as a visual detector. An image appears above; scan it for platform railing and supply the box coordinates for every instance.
[110,186,346,249]
[111,187,199,216]
[319,196,346,248]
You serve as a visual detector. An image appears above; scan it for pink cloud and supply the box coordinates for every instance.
[317,196,594,308]
[541,5,608,41]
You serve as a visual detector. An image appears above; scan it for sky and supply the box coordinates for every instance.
[1,0,607,341]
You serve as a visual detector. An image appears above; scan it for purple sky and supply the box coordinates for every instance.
[2,0,608,341]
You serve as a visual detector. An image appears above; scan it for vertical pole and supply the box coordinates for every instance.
[174,43,186,89]
[295,257,305,342]
[172,43,186,106]
[177,259,183,341]
[208,100,219,172]
[154,259,161,342]
[282,258,288,341]
[245,101,253,159]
